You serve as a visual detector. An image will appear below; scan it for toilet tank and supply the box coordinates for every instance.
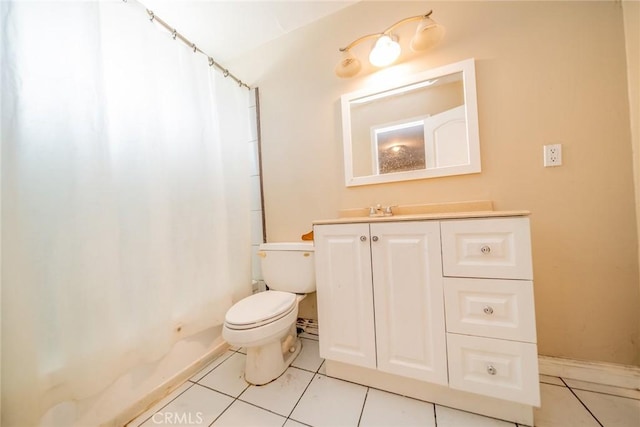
[259,242,316,293]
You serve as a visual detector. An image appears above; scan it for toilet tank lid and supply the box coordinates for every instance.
[259,242,314,251]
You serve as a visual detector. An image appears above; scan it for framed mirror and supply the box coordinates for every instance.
[341,58,480,187]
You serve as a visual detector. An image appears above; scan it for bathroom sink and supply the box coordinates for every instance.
[338,200,495,219]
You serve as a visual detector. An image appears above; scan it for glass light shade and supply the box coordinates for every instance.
[410,17,445,51]
[369,35,401,67]
[335,50,362,78]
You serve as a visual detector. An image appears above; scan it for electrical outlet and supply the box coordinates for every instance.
[544,144,562,167]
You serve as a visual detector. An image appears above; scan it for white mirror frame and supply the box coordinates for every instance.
[341,58,481,187]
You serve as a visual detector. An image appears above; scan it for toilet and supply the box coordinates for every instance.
[222,242,315,385]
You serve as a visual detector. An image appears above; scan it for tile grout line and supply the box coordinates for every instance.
[280,343,325,424]
[138,348,242,426]
[433,403,438,427]
[283,365,318,424]
[133,381,197,427]
[189,351,237,383]
[560,377,605,427]
[205,351,252,427]
[356,388,370,427]
[562,385,640,402]
[207,395,236,427]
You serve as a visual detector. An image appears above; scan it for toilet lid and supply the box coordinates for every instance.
[225,291,296,328]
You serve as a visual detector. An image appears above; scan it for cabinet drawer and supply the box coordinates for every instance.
[447,333,540,406]
[444,278,537,342]
[441,218,532,280]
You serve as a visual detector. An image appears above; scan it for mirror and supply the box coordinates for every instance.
[341,58,480,186]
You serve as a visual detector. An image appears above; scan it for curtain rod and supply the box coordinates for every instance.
[124,0,251,90]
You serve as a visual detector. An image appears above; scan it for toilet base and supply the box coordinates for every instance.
[244,324,302,385]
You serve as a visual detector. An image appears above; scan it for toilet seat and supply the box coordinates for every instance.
[224,291,296,330]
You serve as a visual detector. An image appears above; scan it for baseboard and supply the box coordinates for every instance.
[114,341,230,427]
[539,355,640,390]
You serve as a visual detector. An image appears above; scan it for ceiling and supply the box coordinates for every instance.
[141,0,358,63]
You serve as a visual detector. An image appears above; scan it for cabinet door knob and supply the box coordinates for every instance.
[360,235,367,242]
[487,365,497,375]
[483,306,494,315]
[480,245,491,254]
[372,236,379,242]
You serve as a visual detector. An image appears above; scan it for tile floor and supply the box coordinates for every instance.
[128,333,640,427]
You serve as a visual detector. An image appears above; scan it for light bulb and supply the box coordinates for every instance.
[369,35,401,68]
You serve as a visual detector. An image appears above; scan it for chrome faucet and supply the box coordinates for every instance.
[369,204,394,217]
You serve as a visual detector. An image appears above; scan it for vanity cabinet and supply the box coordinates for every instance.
[314,214,540,419]
[440,217,540,406]
[314,221,448,384]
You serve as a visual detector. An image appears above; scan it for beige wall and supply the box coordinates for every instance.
[623,1,640,296]
[231,1,640,366]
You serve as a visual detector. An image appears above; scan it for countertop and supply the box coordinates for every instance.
[312,210,530,225]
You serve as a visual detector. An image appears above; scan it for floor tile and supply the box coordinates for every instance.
[239,367,315,417]
[573,389,640,426]
[127,382,194,427]
[283,419,308,427]
[359,388,435,427]
[198,352,249,397]
[564,378,640,400]
[539,375,565,386]
[291,338,323,372]
[141,383,233,426]
[317,361,326,376]
[189,350,236,382]
[435,405,515,427]
[290,374,368,426]
[211,400,285,426]
[533,383,600,427]
[299,332,319,341]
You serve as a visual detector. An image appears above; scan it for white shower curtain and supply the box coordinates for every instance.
[1,1,251,425]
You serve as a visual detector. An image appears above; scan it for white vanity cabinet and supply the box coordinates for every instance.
[313,223,377,369]
[441,217,540,406]
[314,212,539,425]
[314,221,448,384]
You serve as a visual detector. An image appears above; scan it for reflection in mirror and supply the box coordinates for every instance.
[341,59,480,186]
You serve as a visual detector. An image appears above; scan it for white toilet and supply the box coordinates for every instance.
[223,242,315,385]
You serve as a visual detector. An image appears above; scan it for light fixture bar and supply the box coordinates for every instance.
[335,10,444,78]
[339,11,433,52]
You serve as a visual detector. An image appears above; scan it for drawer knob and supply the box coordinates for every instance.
[483,306,494,315]
[372,236,379,242]
[360,236,367,242]
[480,245,491,254]
[487,365,497,375]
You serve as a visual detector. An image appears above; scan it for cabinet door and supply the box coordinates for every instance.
[314,223,376,369]
[370,222,448,385]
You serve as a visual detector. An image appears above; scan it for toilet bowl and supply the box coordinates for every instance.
[222,242,315,385]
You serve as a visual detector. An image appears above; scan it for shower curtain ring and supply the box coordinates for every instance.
[172,29,177,40]
[192,43,197,53]
[223,69,230,77]
[147,10,155,22]
[208,57,214,67]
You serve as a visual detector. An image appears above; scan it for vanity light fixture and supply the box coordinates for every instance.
[335,10,445,78]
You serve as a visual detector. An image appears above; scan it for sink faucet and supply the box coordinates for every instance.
[369,204,394,217]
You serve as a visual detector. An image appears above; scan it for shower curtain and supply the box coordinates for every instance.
[1,1,251,425]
